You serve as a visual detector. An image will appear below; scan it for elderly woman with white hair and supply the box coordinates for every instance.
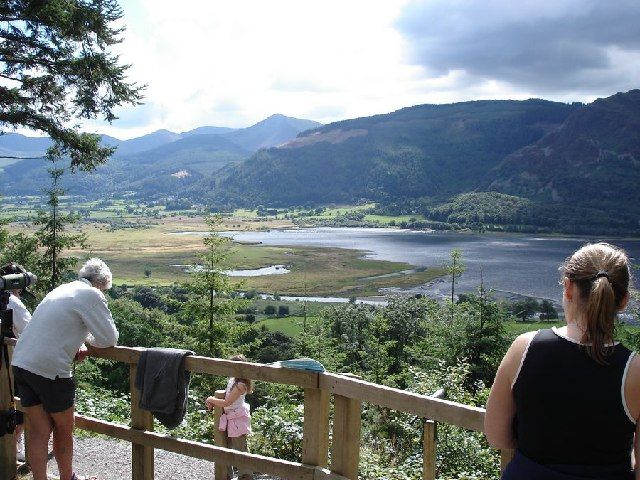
[11,258,119,480]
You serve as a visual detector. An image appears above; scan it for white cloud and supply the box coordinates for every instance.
[77,0,640,139]
[91,0,419,138]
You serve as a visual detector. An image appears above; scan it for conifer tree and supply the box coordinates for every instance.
[188,215,246,357]
[445,248,466,305]
[0,0,143,169]
[33,151,87,290]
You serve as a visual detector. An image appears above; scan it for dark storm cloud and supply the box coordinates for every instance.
[397,0,640,92]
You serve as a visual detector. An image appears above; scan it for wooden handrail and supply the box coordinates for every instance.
[0,342,509,480]
[87,346,485,432]
[319,372,485,432]
[89,345,319,388]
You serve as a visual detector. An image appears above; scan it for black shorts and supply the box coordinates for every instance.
[13,382,23,425]
[12,366,75,413]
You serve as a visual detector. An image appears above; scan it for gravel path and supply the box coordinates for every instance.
[19,435,272,480]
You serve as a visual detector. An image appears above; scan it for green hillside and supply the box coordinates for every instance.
[487,90,640,216]
[0,114,316,197]
[204,99,579,206]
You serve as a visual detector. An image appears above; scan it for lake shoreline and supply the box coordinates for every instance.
[216,227,640,303]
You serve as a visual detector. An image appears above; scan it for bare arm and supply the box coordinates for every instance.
[485,331,535,450]
[205,382,247,410]
[623,355,640,479]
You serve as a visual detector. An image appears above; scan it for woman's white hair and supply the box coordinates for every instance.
[78,258,112,290]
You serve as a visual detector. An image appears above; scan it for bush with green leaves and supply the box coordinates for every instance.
[358,362,500,480]
[250,402,304,461]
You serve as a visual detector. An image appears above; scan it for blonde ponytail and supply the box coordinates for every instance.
[560,243,631,364]
[584,276,617,364]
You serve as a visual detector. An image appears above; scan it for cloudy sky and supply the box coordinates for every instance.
[85,0,640,139]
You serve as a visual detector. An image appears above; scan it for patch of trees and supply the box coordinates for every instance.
[509,297,559,321]
[371,192,640,236]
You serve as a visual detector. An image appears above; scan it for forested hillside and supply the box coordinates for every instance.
[0,114,319,196]
[204,99,579,206]
[487,90,640,216]
[195,90,640,234]
[4,92,640,234]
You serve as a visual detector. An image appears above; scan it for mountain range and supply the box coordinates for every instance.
[201,90,639,234]
[207,99,581,206]
[0,114,321,195]
[2,90,639,234]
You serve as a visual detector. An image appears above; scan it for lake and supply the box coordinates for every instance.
[223,228,640,303]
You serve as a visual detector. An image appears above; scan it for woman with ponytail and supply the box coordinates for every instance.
[485,243,639,480]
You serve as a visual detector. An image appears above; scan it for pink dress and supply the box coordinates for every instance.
[218,377,251,438]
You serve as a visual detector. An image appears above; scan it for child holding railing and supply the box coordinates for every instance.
[205,354,253,480]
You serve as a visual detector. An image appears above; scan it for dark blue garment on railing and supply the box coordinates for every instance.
[134,347,193,429]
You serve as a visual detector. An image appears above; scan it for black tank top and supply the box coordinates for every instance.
[513,328,636,466]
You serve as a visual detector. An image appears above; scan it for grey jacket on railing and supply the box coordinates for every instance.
[134,347,193,429]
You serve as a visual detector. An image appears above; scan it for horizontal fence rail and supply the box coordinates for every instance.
[0,340,513,480]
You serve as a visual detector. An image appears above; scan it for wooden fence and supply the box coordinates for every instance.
[0,339,514,480]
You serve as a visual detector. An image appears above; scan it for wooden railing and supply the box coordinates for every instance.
[1,339,514,480]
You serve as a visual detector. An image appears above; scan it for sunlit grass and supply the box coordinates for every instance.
[257,316,306,336]
[5,207,445,295]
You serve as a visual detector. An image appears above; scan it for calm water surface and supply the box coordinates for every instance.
[223,228,640,302]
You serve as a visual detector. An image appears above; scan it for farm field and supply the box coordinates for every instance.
[5,207,444,296]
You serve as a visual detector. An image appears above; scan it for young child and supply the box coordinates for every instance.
[205,354,253,480]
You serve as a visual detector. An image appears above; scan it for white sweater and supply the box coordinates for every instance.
[3,293,31,337]
[12,279,119,379]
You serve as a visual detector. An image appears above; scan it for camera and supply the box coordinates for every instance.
[0,407,16,436]
[0,272,37,291]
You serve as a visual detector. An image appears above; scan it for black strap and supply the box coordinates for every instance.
[0,335,14,404]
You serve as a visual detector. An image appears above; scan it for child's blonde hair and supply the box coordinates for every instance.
[230,354,254,393]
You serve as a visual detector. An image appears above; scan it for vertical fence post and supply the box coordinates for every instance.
[330,394,361,480]
[302,386,330,467]
[423,388,445,480]
[130,363,154,480]
[213,390,228,480]
[501,449,515,472]
[0,339,16,480]
[422,419,436,480]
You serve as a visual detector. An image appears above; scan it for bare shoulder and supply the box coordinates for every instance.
[507,331,537,360]
[625,352,640,384]
[499,330,538,379]
[514,330,537,346]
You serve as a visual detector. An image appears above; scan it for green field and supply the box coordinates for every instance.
[258,315,307,336]
[315,203,375,217]
[258,316,574,340]
[4,200,449,296]
[505,320,564,336]
[2,212,446,295]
